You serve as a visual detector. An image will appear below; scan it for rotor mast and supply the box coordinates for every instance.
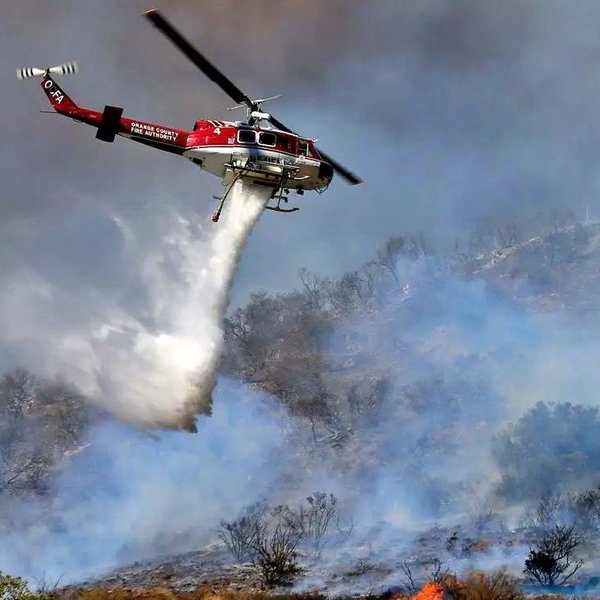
[227,94,282,125]
[143,8,362,184]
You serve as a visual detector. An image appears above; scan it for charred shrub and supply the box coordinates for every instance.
[220,502,305,586]
[344,558,377,578]
[220,493,340,586]
[442,572,524,600]
[253,505,304,586]
[221,492,340,580]
[219,502,266,562]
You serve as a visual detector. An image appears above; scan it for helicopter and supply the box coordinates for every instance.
[17,9,361,222]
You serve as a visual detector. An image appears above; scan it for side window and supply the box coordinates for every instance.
[258,132,277,146]
[238,129,256,144]
[299,139,312,157]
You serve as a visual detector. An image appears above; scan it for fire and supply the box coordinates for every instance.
[413,583,448,600]
[393,582,450,600]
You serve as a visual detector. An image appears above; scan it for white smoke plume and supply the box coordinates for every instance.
[0,181,270,431]
[0,380,290,584]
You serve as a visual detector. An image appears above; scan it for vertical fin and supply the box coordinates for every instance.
[40,75,78,113]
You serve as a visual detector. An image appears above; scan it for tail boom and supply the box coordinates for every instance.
[40,74,190,153]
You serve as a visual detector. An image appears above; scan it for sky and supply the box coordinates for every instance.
[4,1,600,369]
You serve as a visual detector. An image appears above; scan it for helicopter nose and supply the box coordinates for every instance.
[319,160,334,182]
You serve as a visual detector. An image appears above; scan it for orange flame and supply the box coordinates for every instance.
[392,582,449,600]
[413,582,447,600]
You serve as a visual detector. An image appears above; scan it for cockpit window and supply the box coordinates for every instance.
[258,132,277,146]
[238,129,256,144]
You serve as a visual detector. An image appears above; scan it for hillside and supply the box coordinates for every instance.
[3,223,600,595]
[0,369,95,496]
[473,223,600,316]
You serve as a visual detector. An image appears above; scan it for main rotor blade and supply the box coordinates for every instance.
[268,115,362,185]
[314,148,363,186]
[143,9,255,110]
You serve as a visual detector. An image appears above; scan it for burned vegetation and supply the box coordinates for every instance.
[0,369,95,498]
[5,223,600,594]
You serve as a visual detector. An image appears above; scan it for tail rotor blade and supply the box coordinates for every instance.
[48,61,78,76]
[17,62,78,80]
[16,67,46,80]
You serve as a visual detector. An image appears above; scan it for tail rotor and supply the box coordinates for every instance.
[17,61,78,80]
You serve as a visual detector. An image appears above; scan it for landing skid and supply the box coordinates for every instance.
[265,202,299,214]
[263,170,300,214]
[265,187,299,214]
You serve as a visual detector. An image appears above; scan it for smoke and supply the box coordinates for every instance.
[3,232,600,590]
[217,236,600,594]
[5,1,600,592]
[1,181,270,430]
[0,379,289,583]
[5,1,600,298]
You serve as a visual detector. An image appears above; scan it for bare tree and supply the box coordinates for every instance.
[399,557,447,593]
[375,237,405,288]
[468,502,498,535]
[523,523,584,587]
[361,262,382,307]
[426,557,446,583]
[399,561,418,594]
[569,486,600,531]
[298,492,338,557]
[299,268,327,311]
[494,224,520,248]
[335,513,354,543]
[522,494,564,537]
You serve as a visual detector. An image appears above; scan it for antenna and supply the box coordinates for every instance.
[227,95,282,122]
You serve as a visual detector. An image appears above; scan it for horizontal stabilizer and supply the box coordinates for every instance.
[96,105,123,143]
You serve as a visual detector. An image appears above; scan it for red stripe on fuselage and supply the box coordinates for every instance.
[120,116,189,147]
[186,125,312,157]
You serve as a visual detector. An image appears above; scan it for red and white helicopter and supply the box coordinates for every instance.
[18,9,361,222]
